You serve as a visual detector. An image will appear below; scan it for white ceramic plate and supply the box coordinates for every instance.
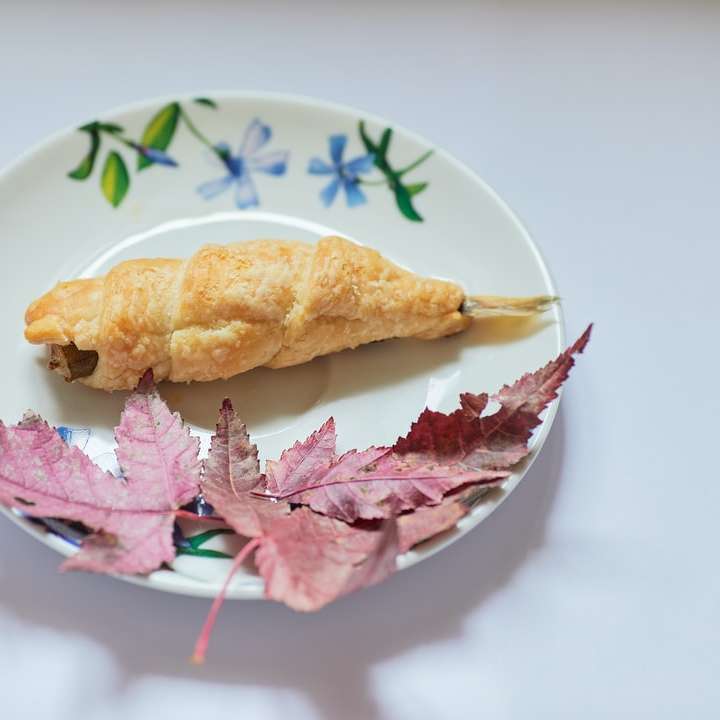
[0,92,563,599]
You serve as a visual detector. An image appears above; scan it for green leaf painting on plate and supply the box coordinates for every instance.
[308,121,433,222]
[66,99,213,208]
[100,151,130,208]
[193,97,218,109]
[377,127,392,158]
[66,97,432,222]
[405,181,428,197]
[67,127,100,180]
[176,528,234,559]
[359,120,433,222]
[393,182,424,222]
[96,122,124,134]
[137,102,180,170]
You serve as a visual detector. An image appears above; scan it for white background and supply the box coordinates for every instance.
[1,2,718,718]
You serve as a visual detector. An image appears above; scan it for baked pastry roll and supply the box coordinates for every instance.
[24,236,554,391]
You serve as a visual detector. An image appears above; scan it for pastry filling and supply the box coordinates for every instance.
[48,343,98,381]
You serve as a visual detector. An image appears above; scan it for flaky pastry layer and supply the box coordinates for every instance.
[25,236,469,391]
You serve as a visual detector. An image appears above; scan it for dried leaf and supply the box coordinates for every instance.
[294,447,503,522]
[0,372,201,574]
[63,514,175,574]
[263,418,337,496]
[255,508,399,611]
[115,371,200,510]
[465,324,592,468]
[396,487,491,553]
[259,326,591,523]
[202,399,288,538]
[195,459,397,661]
[397,497,469,554]
[259,419,504,522]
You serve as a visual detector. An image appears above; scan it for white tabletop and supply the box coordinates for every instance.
[1,3,718,718]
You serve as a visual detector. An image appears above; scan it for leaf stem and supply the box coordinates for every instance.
[396,149,433,177]
[179,106,222,157]
[192,537,261,664]
[358,177,389,187]
[95,126,143,155]
[253,471,506,503]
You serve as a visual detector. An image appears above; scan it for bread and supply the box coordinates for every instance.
[24,236,553,391]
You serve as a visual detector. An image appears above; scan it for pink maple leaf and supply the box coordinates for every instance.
[256,325,592,522]
[256,508,398,611]
[263,418,337,496]
[193,408,398,662]
[257,419,502,522]
[397,486,491,553]
[192,507,398,662]
[202,399,288,538]
[0,371,201,574]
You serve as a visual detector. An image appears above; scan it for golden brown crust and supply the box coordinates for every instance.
[24,237,468,391]
[25,278,103,347]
